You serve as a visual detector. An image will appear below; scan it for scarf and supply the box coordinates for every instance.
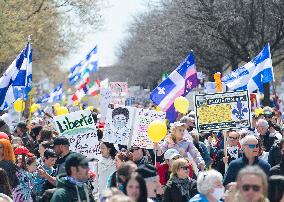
[171,176,191,200]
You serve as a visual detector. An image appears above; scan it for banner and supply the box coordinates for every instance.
[102,106,135,145]
[131,108,166,149]
[54,109,100,158]
[99,88,112,120]
[195,91,252,132]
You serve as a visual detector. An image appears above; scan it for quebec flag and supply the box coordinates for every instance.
[150,51,198,122]
[222,44,274,93]
[0,43,32,110]
[68,46,98,85]
[48,83,63,103]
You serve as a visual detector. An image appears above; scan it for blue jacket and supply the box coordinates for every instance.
[189,194,222,202]
[223,156,271,186]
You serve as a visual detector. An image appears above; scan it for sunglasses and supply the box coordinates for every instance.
[180,166,189,171]
[247,144,259,149]
[241,184,261,192]
[228,136,239,140]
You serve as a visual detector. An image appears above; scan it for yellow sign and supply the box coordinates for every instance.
[197,104,232,124]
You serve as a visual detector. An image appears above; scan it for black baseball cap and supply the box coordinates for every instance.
[53,136,70,146]
[65,153,95,170]
[44,149,57,159]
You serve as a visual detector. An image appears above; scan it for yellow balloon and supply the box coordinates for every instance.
[30,104,38,113]
[54,103,60,109]
[147,120,167,142]
[87,106,94,111]
[14,99,25,112]
[73,100,79,106]
[56,106,69,116]
[174,96,189,114]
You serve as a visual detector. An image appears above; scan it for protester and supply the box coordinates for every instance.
[0,139,18,189]
[99,187,123,202]
[13,147,37,202]
[269,138,284,176]
[50,153,95,201]
[268,138,284,167]
[130,147,151,166]
[189,169,224,202]
[156,122,205,172]
[268,175,284,202]
[123,172,148,202]
[37,141,53,166]
[116,161,137,192]
[224,135,271,185]
[256,119,276,152]
[136,164,162,202]
[212,131,241,176]
[191,132,211,169]
[98,142,117,193]
[234,166,269,202]
[164,158,197,202]
[0,168,12,198]
[14,122,33,150]
[108,150,134,188]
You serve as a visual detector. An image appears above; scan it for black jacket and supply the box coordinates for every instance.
[163,178,197,202]
[261,131,276,152]
[269,161,284,176]
[268,141,282,167]
[0,160,19,188]
[223,156,271,186]
[212,148,242,176]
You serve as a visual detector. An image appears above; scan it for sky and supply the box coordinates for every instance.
[62,0,149,69]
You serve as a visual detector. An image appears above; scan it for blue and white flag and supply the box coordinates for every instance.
[150,51,199,122]
[222,44,274,93]
[37,93,50,104]
[0,43,32,110]
[48,83,63,103]
[68,46,98,85]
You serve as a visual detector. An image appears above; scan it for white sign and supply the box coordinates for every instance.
[54,110,100,158]
[103,106,135,145]
[131,109,166,149]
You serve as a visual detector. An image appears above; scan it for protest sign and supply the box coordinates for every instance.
[195,90,252,132]
[54,109,100,158]
[102,106,135,145]
[99,88,112,120]
[131,108,166,149]
[110,82,128,96]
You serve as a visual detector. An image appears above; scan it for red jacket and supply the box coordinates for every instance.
[156,162,193,185]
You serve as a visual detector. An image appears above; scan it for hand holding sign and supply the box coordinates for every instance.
[147,120,167,143]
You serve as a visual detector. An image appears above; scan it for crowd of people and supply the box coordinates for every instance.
[0,105,283,202]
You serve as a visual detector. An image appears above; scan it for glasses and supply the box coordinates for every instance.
[180,166,189,171]
[241,184,261,192]
[228,136,239,140]
[246,144,259,149]
[172,156,180,161]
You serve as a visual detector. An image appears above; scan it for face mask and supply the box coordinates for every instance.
[212,187,225,201]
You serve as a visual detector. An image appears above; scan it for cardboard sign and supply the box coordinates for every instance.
[103,106,135,145]
[99,88,112,120]
[195,91,252,132]
[54,110,100,158]
[131,108,166,149]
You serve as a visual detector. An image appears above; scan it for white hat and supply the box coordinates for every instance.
[164,148,180,160]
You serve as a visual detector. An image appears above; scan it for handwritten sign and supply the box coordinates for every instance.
[131,109,166,149]
[195,91,252,132]
[54,110,100,158]
[110,82,128,96]
[103,106,135,145]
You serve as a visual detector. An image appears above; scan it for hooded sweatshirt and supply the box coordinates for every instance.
[50,175,95,202]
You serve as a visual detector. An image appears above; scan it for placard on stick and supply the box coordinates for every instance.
[195,91,252,132]
[54,109,100,158]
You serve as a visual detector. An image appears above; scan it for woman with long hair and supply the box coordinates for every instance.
[123,172,148,202]
[98,142,117,194]
[0,139,18,189]
[164,158,198,202]
[0,168,12,198]
[234,166,269,202]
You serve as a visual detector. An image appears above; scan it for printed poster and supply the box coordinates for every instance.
[54,109,100,158]
[195,90,252,132]
[131,108,166,149]
[103,106,135,145]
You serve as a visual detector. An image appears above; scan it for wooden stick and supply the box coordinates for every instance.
[223,130,228,172]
